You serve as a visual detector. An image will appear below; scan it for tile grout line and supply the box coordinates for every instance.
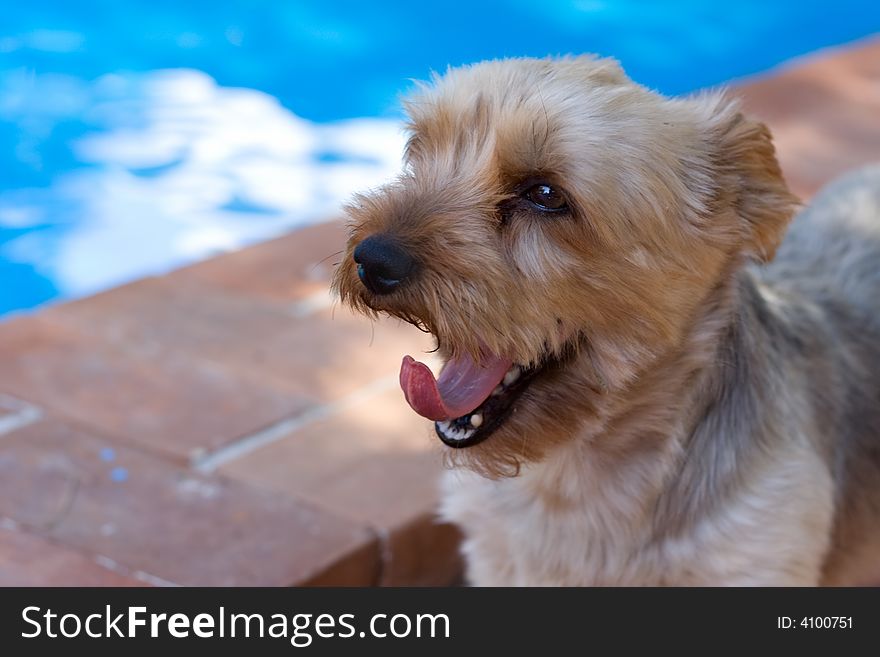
[1,517,178,587]
[192,374,400,473]
[0,394,44,437]
[92,554,180,588]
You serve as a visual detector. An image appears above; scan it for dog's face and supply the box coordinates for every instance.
[333,56,795,477]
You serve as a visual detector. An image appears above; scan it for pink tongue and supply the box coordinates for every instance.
[399,350,513,421]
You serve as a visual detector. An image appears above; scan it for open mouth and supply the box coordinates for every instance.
[434,361,543,447]
[399,346,569,449]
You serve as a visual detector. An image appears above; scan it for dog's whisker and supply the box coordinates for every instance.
[313,249,344,271]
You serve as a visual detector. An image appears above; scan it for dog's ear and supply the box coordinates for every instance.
[565,54,628,86]
[698,95,800,262]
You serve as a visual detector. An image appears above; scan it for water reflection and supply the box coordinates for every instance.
[0,68,405,314]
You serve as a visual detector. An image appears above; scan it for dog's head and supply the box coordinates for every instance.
[332,56,797,477]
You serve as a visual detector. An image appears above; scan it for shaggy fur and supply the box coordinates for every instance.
[332,56,880,585]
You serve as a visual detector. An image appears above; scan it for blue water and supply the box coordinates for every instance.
[2,1,878,317]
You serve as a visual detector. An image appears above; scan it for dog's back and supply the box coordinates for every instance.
[759,164,880,584]
[766,164,880,317]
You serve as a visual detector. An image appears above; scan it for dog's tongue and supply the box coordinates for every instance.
[400,351,513,421]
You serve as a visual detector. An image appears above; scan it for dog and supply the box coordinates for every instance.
[332,56,880,585]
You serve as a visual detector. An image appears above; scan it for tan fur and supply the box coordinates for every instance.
[332,56,880,585]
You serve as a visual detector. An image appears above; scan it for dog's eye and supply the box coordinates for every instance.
[524,183,568,212]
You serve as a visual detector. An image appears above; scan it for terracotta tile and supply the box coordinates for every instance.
[218,388,438,520]
[0,523,147,586]
[380,514,463,586]
[300,539,382,587]
[176,220,347,304]
[735,38,880,199]
[0,316,312,463]
[0,419,379,586]
[218,387,462,585]
[268,306,435,403]
[49,276,434,405]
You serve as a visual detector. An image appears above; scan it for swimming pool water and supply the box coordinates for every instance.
[1,1,878,316]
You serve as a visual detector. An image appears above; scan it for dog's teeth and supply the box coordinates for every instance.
[470,413,483,428]
[491,385,503,396]
[503,367,521,386]
[437,417,478,442]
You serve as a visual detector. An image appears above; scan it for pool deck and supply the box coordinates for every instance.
[1,37,878,586]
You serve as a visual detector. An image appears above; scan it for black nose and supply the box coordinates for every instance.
[353,234,417,295]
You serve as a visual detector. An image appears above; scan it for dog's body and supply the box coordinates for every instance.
[334,57,880,585]
[443,166,880,585]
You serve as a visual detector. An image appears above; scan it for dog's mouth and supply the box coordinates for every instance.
[399,346,565,448]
